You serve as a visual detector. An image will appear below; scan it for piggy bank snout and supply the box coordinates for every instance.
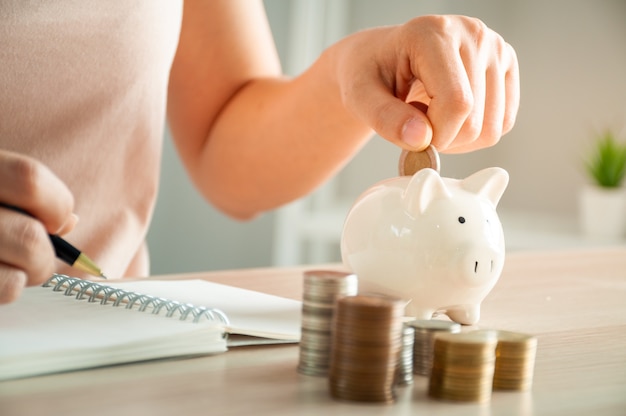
[459,244,504,287]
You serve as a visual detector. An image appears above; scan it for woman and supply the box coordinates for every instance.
[0,0,519,303]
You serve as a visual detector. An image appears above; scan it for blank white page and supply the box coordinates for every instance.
[110,279,302,340]
[0,285,226,381]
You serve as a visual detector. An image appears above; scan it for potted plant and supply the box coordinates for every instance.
[579,130,626,240]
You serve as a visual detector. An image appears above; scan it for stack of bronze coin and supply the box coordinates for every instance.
[491,330,538,391]
[428,331,498,403]
[297,270,358,377]
[329,295,405,403]
[408,319,462,376]
[395,324,415,385]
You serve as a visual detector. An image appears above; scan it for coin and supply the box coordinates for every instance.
[487,330,538,391]
[395,325,415,385]
[428,331,498,403]
[407,319,461,376]
[398,145,440,176]
[329,294,405,404]
[297,270,358,377]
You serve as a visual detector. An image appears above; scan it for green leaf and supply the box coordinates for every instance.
[584,131,626,188]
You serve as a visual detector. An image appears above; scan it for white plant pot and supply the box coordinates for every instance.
[579,184,626,240]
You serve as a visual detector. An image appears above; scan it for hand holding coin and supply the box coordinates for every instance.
[398,145,440,176]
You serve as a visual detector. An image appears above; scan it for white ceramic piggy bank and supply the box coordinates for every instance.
[340,167,509,325]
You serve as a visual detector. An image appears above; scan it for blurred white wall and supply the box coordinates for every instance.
[147,0,626,275]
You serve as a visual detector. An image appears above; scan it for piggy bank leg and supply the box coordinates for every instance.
[446,304,480,325]
[407,306,435,321]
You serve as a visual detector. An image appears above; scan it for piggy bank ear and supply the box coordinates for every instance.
[461,167,509,207]
[404,168,451,216]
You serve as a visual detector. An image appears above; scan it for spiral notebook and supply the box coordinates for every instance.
[0,274,301,381]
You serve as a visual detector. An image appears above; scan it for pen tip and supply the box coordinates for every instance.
[100,273,108,280]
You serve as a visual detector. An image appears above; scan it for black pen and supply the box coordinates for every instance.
[0,203,107,279]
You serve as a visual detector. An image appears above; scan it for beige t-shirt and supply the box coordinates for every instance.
[0,1,183,278]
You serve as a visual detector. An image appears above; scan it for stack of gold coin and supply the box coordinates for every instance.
[395,324,415,385]
[491,330,538,391]
[428,331,498,403]
[408,319,462,376]
[329,295,405,403]
[297,270,358,377]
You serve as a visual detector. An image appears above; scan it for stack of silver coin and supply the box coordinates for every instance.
[395,324,415,385]
[408,319,462,376]
[297,270,358,377]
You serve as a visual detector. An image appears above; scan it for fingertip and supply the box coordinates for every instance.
[0,268,27,304]
[56,213,79,236]
[401,116,432,151]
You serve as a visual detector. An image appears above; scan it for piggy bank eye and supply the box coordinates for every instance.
[458,216,466,224]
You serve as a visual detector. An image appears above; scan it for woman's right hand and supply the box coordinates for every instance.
[0,150,76,304]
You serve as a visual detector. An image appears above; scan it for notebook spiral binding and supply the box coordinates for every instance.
[43,274,230,326]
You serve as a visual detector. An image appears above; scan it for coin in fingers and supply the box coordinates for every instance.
[398,145,440,176]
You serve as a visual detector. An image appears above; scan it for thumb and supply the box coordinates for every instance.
[355,83,433,150]
[401,101,433,150]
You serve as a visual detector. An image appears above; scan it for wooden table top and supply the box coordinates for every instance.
[1,247,625,416]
